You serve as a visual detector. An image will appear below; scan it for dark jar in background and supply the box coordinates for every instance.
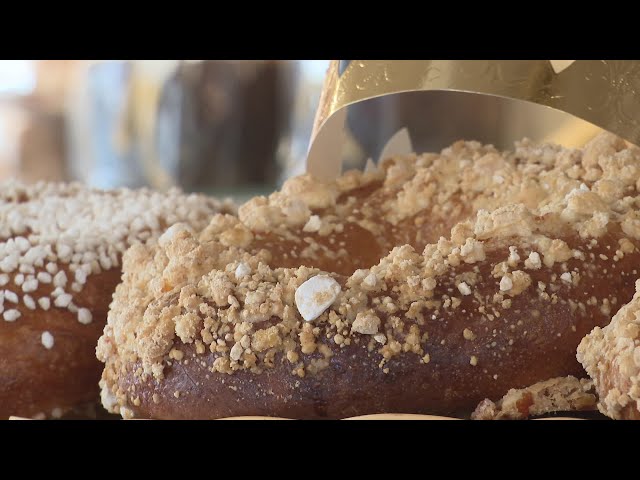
[66,60,325,200]
[156,60,295,196]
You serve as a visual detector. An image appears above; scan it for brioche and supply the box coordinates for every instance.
[98,133,640,419]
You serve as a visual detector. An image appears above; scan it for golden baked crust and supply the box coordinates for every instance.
[577,280,640,419]
[471,376,597,420]
[0,182,234,419]
[98,133,640,419]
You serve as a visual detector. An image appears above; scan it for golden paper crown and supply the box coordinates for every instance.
[307,60,640,180]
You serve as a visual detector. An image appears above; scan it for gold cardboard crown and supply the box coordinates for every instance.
[307,60,640,181]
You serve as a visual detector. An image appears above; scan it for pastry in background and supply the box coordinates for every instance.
[0,181,234,419]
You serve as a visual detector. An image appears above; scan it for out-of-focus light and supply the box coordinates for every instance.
[300,60,330,81]
[0,60,36,96]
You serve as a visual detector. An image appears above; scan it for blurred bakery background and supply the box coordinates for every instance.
[0,60,329,201]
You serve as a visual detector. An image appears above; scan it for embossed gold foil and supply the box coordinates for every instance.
[308,60,640,180]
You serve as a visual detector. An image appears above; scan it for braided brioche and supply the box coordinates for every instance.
[98,133,640,419]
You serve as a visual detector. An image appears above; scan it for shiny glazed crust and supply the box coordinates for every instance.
[0,269,120,418]
[98,133,640,419]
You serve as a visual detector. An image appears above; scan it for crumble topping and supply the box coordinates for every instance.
[471,376,597,420]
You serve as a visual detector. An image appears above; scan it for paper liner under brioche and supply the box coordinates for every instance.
[7,414,588,420]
